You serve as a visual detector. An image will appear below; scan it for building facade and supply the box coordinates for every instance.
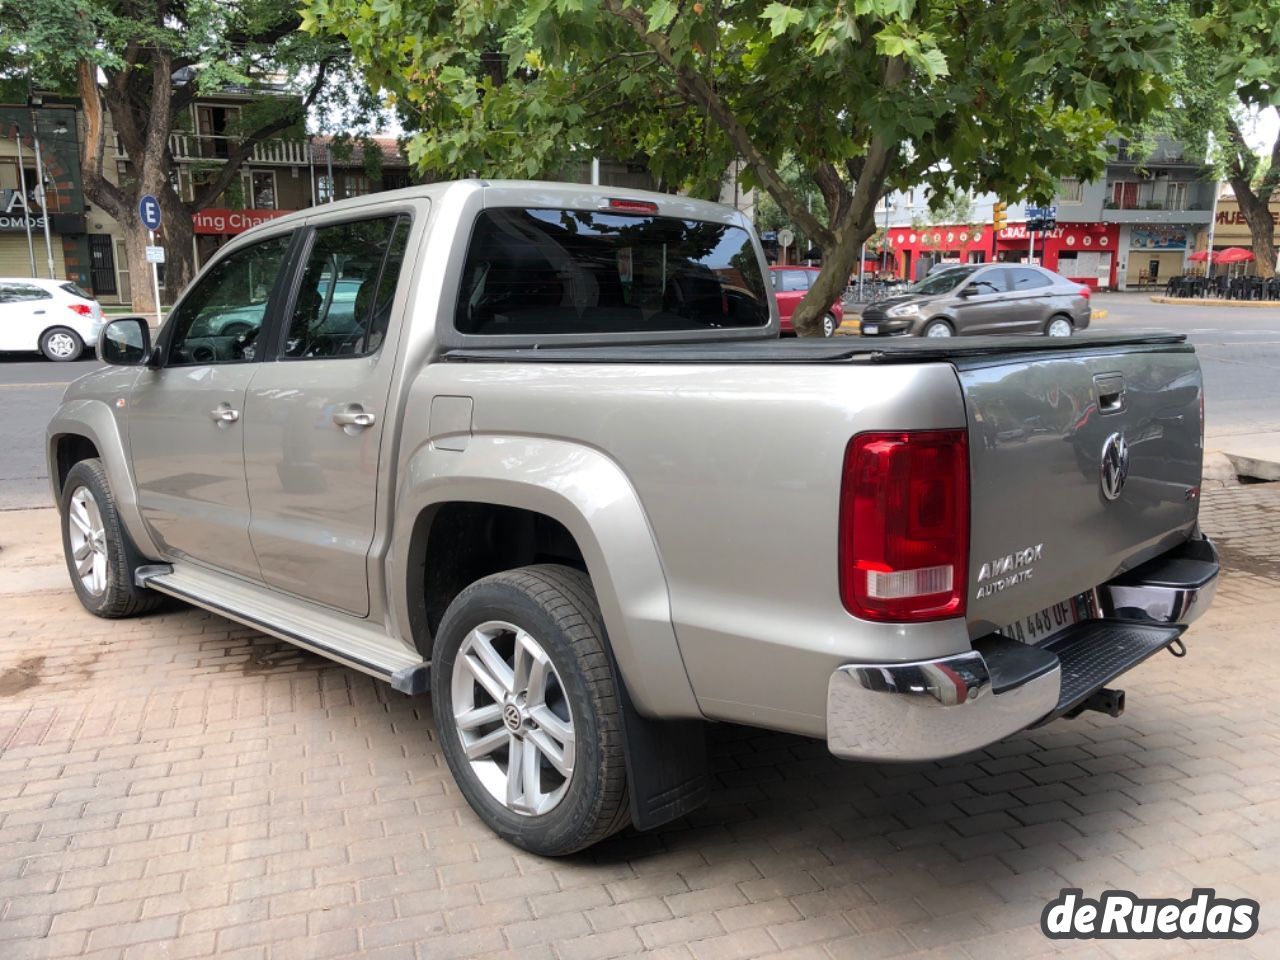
[879,137,1216,289]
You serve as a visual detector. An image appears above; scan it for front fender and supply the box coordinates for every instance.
[47,398,161,558]
[390,434,701,720]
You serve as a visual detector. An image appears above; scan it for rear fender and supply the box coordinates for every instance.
[390,435,701,719]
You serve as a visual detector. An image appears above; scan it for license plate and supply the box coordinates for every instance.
[1000,594,1090,645]
[861,324,879,335]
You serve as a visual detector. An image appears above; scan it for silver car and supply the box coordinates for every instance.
[859,263,1093,338]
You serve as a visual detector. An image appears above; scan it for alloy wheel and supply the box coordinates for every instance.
[1047,318,1073,337]
[67,486,108,595]
[925,322,953,337]
[47,332,78,358]
[450,620,576,816]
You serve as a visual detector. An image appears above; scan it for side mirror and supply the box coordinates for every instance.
[98,317,153,366]
[956,284,976,298]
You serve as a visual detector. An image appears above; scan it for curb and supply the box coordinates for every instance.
[1149,295,1280,309]
[1091,309,1109,321]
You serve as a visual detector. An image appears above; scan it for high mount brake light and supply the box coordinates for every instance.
[607,198,659,214]
[839,430,969,622]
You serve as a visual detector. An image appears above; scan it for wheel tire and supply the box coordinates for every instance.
[1046,316,1073,337]
[923,319,954,338]
[60,459,163,618]
[822,313,838,337]
[41,327,84,362]
[432,564,630,856]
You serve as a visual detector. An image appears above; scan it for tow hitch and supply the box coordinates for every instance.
[1066,687,1126,719]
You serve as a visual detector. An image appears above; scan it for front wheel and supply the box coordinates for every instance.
[60,459,163,617]
[41,327,84,362]
[1046,316,1073,337]
[924,320,954,337]
[431,565,630,856]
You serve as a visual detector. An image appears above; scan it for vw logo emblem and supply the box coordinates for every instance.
[502,703,523,732]
[1100,432,1130,501]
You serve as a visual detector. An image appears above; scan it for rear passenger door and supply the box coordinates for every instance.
[771,269,810,324]
[1003,267,1055,332]
[241,212,414,617]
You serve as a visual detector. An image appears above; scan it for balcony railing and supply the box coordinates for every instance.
[1104,185,1206,212]
[115,134,313,166]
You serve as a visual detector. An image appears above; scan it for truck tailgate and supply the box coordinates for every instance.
[958,343,1203,636]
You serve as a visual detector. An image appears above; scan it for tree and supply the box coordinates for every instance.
[1129,2,1280,277]
[2,0,360,309]
[306,0,1176,334]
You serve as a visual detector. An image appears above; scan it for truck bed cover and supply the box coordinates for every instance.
[444,331,1187,366]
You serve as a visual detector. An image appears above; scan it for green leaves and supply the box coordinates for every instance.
[761,3,804,37]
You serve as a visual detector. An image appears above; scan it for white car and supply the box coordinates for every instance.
[0,278,105,361]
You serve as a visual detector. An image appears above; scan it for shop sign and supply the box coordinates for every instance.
[1130,226,1187,250]
[193,207,292,235]
[0,189,46,231]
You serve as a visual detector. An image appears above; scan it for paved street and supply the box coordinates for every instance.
[1,482,1278,958]
[0,358,101,511]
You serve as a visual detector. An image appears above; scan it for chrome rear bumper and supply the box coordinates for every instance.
[827,535,1218,762]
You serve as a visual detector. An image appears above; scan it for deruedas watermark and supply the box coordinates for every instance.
[1041,888,1259,940]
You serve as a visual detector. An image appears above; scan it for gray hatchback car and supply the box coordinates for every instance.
[859,263,1092,338]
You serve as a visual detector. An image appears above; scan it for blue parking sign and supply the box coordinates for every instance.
[139,195,162,231]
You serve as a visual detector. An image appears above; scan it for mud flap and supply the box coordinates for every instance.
[615,672,709,831]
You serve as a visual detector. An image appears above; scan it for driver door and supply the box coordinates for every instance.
[127,231,296,581]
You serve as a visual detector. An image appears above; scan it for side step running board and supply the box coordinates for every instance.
[136,564,430,695]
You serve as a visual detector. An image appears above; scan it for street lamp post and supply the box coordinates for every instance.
[29,109,57,279]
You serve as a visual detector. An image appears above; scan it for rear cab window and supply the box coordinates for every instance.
[455,208,770,336]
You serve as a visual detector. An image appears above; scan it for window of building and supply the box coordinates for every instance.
[1166,181,1190,210]
[382,171,411,191]
[250,171,276,209]
[194,104,240,159]
[1111,181,1139,209]
[1058,177,1083,204]
[317,175,335,203]
[342,174,370,199]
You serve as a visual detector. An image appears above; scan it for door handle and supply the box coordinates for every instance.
[333,405,376,429]
[33,309,45,315]
[210,405,240,424]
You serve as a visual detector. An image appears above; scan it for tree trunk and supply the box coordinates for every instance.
[159,183,196,300]
[1234,182,1278,279]
[117,208,158,316]
[789,234,862,336]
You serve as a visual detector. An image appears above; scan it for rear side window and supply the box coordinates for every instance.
[282,215,409,359]
[60,282,92,299]
[772,270,810,292]
[1007,268,1052,290]
[455,208,770,335]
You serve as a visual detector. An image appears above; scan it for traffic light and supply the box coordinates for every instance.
[992,201,1008,232]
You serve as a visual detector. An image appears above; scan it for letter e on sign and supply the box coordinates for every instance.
[139,194,162,231]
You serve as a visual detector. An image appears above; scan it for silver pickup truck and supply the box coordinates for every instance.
[48,180,1218,855]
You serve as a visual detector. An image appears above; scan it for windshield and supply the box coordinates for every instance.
[910,265,979,295]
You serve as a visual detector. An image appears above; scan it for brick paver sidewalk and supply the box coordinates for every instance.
[2,486,1279,959]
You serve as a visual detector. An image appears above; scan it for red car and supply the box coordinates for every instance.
[769,266,844,337]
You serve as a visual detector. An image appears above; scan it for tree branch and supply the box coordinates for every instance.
[186,59,333,212]
[601,0,834,248]
[75,59,128,220]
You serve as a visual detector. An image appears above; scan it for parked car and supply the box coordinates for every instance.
[769,266,843,336]
[50,181,1216,856]
[0,278,105,361]
[859,263,1091,338]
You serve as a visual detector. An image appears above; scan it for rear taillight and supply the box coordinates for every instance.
[1078,285,1092,299]
[68,304,92,317]
[839,430,969,622]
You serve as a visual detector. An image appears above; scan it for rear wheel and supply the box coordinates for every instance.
[924,319,954,338]
[432,564,630,856]
[41,327,84,362]
[60,459,163,618]
[822,313,838,337]
[1046,316,1073,337]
